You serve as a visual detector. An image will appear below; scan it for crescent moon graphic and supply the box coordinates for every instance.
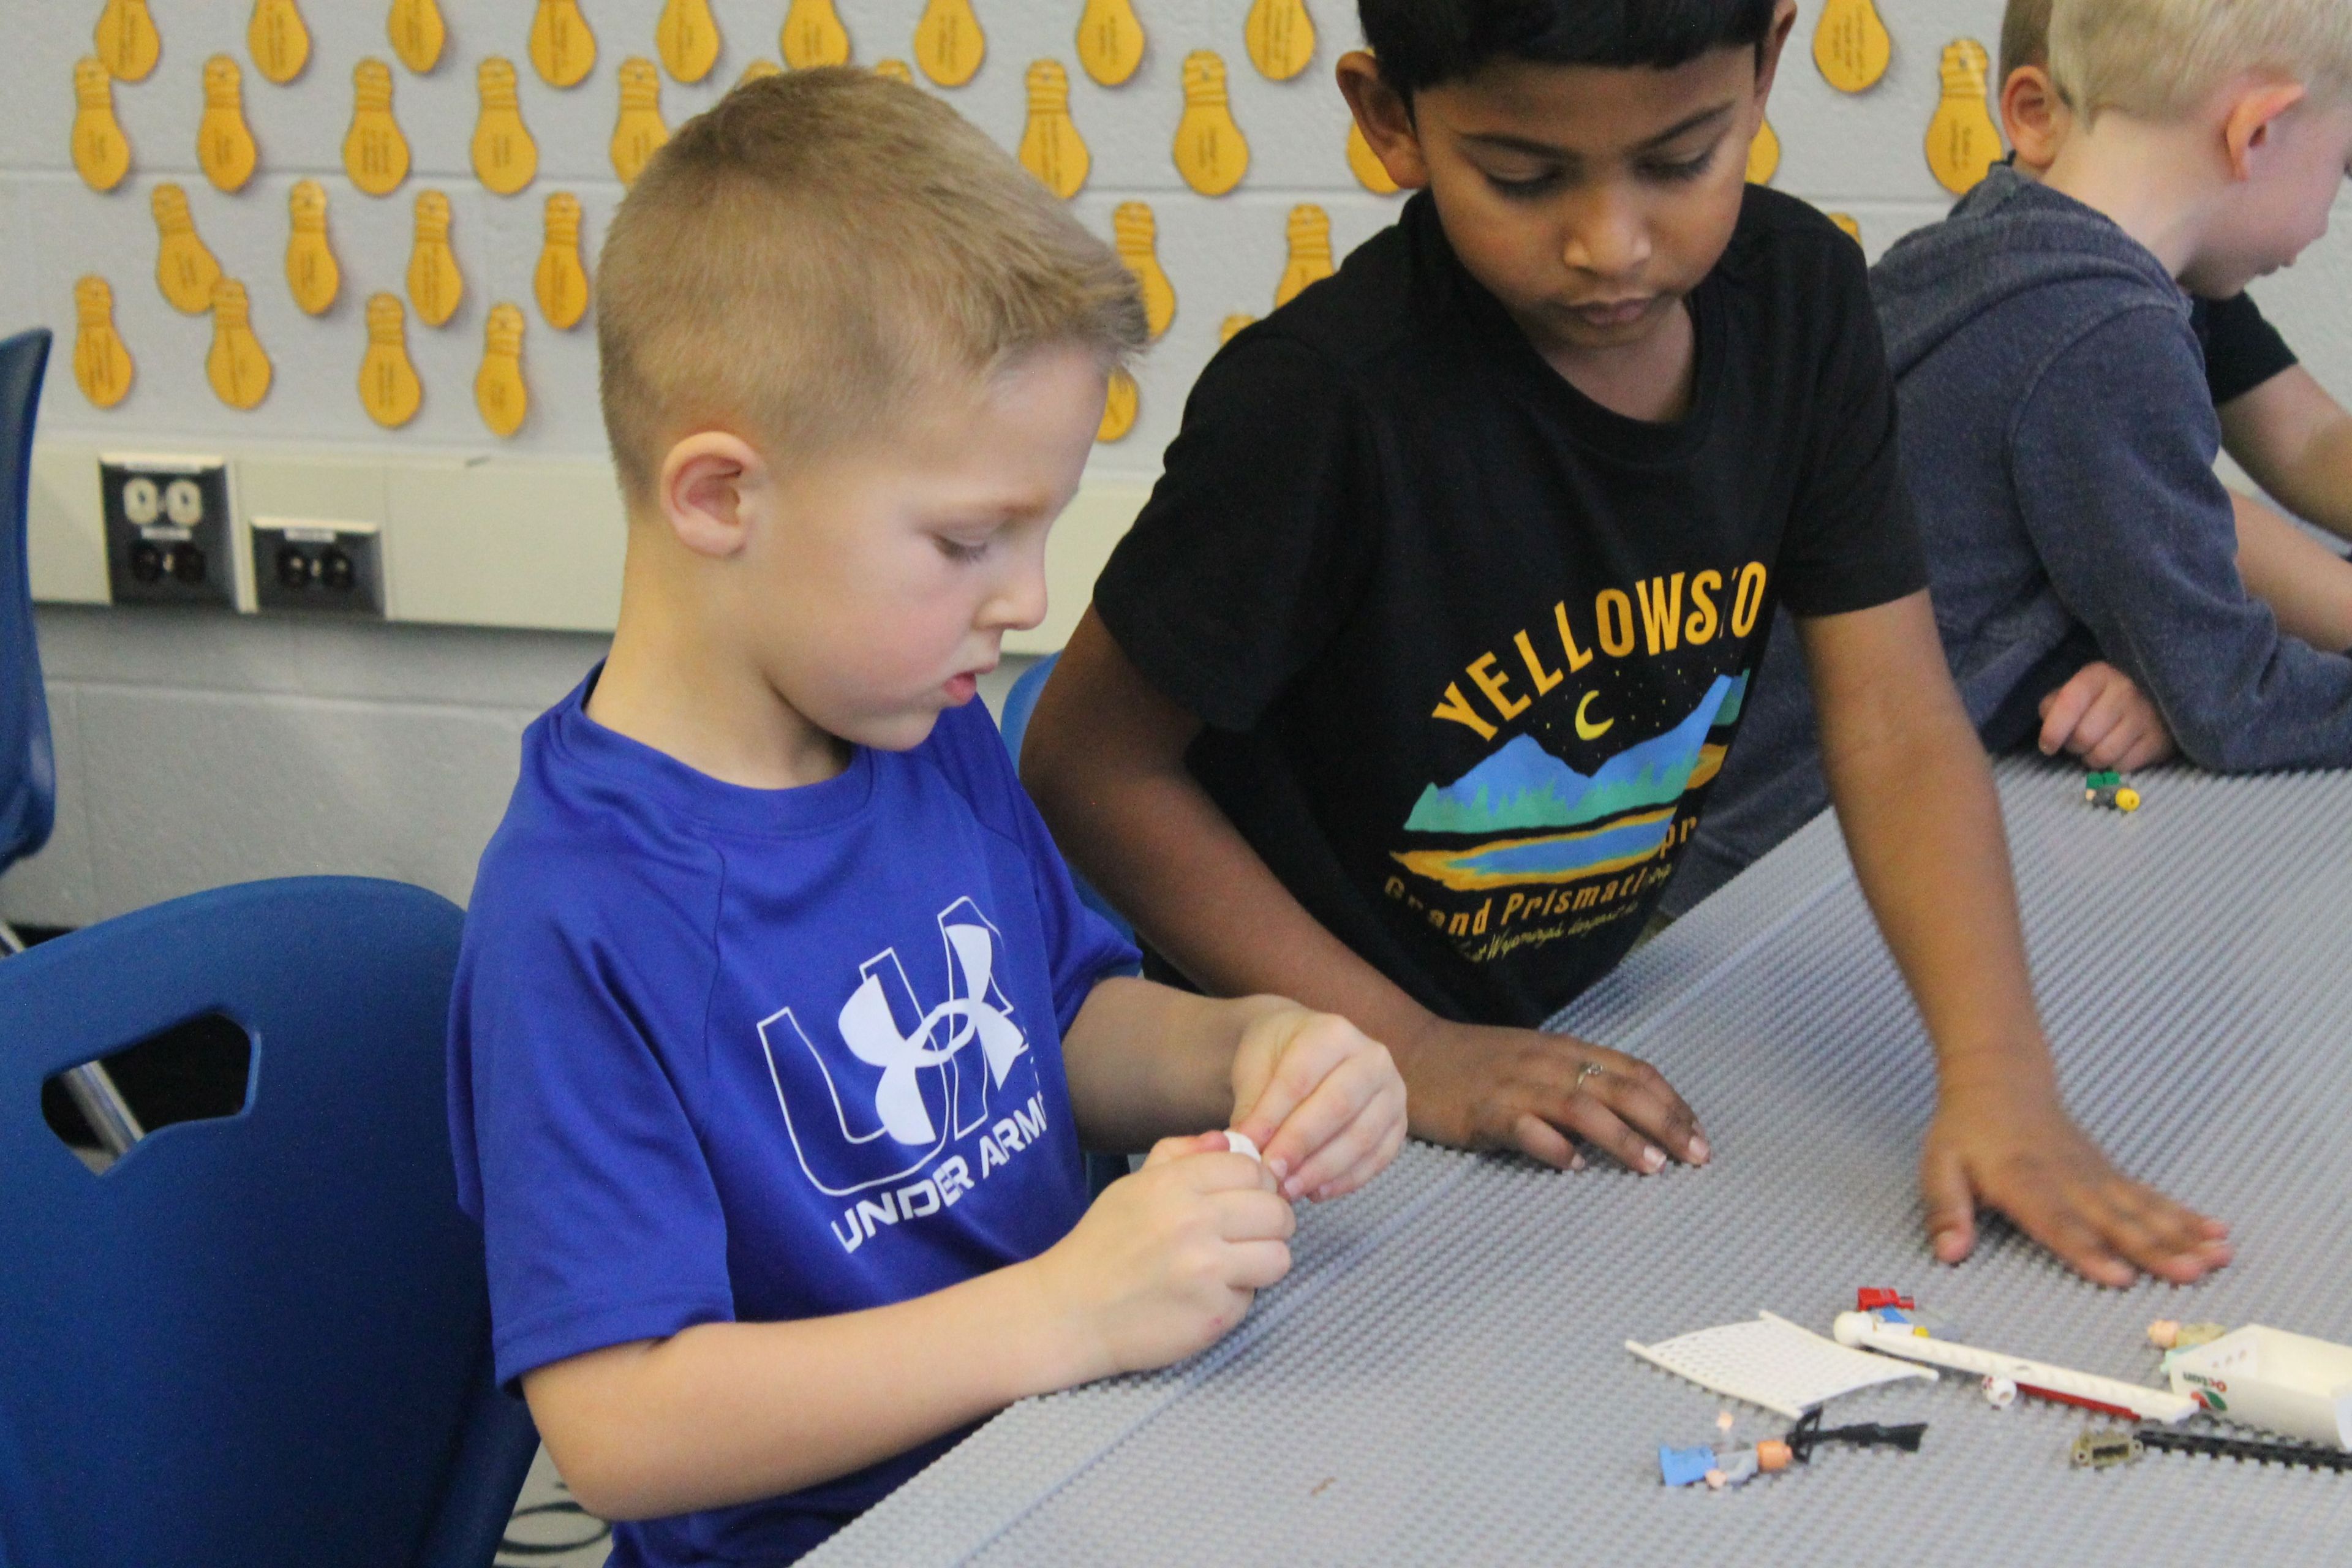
[1575,691,1615,742]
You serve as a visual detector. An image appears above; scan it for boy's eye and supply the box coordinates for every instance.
[934,535,990,563]
[1485,169,1561,200]
[1641,148,1717,184]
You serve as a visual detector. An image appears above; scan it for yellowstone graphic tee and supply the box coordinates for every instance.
[1093,188,1926,1027]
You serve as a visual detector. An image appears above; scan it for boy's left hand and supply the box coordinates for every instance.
[1921,1079,2232,1287]
[1228,1005,1407,1203]
[2036,661,2177,771]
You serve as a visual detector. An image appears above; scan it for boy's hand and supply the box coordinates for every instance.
[1031,1134,1295,1381]
[2037,662,2177,771]
[1398,1020,1709,1175]
[1227,1005,1407,1202]
[1921,1079,2232,1287]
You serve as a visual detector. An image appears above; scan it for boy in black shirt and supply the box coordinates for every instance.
[1024,0,2231,1287]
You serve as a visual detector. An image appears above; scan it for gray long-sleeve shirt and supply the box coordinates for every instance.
[1666,165,2352,917]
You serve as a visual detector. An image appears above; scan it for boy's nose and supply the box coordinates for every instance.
[985,565,1049,633]
[1559,191,1652,279]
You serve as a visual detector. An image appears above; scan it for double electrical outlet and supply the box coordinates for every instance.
[99,454,382,616]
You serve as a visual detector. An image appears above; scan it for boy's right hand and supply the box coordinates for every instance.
[1398,1020,1709,1175]
[1031,1134,1296,1382]
[2037,662,2177,771]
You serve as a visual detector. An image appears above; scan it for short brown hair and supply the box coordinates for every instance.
[1999,0,2053,81]
[596,69,1147,504]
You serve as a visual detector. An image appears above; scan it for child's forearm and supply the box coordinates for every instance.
[522,1261,1087,1522]
[1803,597,2052,1085]
[2231,489,2352,652]
[2220,368,2352,545]
[1062,976,1289,1153]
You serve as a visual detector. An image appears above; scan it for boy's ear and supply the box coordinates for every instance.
[657,432,769,560]
[1752,0,1799,100]
[2223,80,2310,181]
[2000,64,2065,172]
[1335,52,1428,191]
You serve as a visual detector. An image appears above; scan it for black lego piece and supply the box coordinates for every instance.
[1784,1408,1929,1463]
[2136,1428,2352,1473]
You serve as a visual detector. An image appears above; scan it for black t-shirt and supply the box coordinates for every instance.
[1093,189,1927,1027]
[2192,290,2299,407]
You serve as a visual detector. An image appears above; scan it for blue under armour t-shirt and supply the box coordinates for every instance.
[448,668,1139,1566]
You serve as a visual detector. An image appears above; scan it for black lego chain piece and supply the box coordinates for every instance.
[1784,1408,1930,1463]
[2136,1428,2352,1473]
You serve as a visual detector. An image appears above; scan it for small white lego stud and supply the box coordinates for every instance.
[1982,1375,2018,1409]
[1224,1131,1261,1163]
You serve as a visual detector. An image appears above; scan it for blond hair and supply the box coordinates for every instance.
[1999,0,2054,80]
[2049,0,2352,123]
[596,68,1147,505]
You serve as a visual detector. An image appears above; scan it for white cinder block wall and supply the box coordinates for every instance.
[7,0,2351,928]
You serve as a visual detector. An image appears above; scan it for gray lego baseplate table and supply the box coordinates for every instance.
[810,758,2352,1566]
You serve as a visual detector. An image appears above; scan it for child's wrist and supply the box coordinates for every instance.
[997,1253,1115,1393]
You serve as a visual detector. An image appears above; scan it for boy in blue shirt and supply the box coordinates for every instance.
[1025,0,2230,1289]
[448,72,1406,1566]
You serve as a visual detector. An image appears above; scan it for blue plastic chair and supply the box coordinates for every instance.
[1000,653,1134,943]
[0,876,539,1568]
[0,329,55,902]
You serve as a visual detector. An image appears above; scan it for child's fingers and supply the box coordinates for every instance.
[1550,1052,1702,1170]
[2037,673,2097,755]
[1273,1091,1406,1199]
[2068,679,2133,760]
[1512,1112,1586,1172]
[1292,1110,1409,1202]
[1919,1144,1977,1264]
[1210,1187,1298,1244]
[1224,1239,1292,1292]
[1231,1014,1363,1148]
[1142,1133,1223,1169]
[1253,1053,1394,1183]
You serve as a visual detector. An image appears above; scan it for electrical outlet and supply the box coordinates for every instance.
[99,453,235,609]
[250,519,385,616]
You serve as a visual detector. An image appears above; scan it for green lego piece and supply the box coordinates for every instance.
[2085,770,2121,790]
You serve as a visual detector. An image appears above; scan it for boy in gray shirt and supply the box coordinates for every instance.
[1676,0,2352,914]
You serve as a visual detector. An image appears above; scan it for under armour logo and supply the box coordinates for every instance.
[837,916,1027,1145]
[758,897,1035,1197]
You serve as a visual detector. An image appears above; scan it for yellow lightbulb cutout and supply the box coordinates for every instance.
[94,0,160,82]
[1274,203,1332,308]
[1018,60,1089,199]
[1926,39,2002,195]
[1828,211,1862,245]
[529,0,597,88]
[360,293,423,428]
[1346,120,1398,194]
[535,192,589,329]
[345,59,411,195]
[1174,51,1248,197]
[1075,0,1144,87]
[1112,203,1174,341]
[407,188,462,328]
[1098,366,1137,442]
[1243,0,1314,82]
[874,59,914,83]
[248,0,310,85]
[72,58,132,192]
[387,0,445,74]
[657,0,722,83]
[151,183,222,315]
[1747,116,1779,184]
[73,277,135,409]
[285,179,341,315]
[1219,313,1254,345]
[782,0,851,69]
[476,302,529,437]
[473,57,538,195]
[740,58,783,84]
[197,55,258,192]
[206,278,272,411]
[611,58,669,186]
[1811,0,1890,94]
[916,0,986,86]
